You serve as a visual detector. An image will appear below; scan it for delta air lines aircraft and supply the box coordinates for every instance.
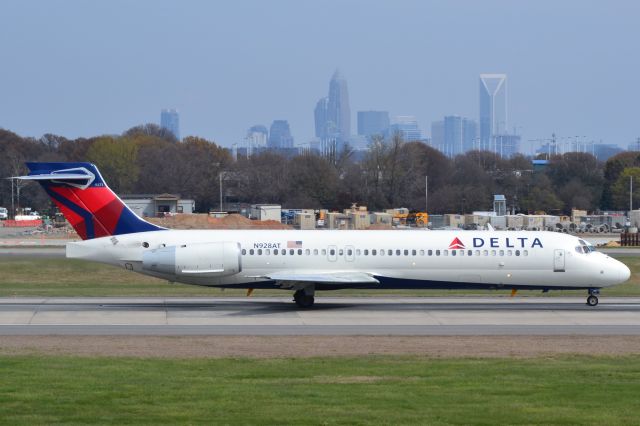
[17,162,630,308]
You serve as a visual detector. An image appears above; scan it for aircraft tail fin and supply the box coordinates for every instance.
[16,162,164,240]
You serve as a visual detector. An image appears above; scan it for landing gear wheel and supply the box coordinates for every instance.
[293,290,315,308]
[586,295,599,307]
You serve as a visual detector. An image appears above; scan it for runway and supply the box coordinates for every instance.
[1,296,640,336]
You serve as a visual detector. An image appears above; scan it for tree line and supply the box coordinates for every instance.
[1,126,638,215]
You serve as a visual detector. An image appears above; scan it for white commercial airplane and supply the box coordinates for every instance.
[18,162,630,308]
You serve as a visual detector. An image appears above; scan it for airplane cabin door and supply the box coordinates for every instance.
[553,249,565,272]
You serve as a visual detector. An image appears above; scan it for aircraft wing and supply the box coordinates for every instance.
[257,271,380,284]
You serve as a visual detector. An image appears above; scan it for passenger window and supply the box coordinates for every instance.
[356,249,361,256]
[499,250,504,256]
[507,250,512,256]
[459,250,464,256]
[444,250,448,256]
[436,250,440,256]
[380,250,385,256]
[483,250,488,256]
[395,249,400,256]
[305,249,310,255]
[428,250,433,256]
[388,250,393,256]
[250,249,255,255]
[257,249,262,255]
[523,250,528,256]
[298,249,302,255]
[241,249,246,255]
[314,249,318,255]
[266,249,270,255]
[364,249,369,255]
[330,249,335,256]
[281,249,286,255]
[274,250,278,255]
[290,249,294,255]
[412,249,416,256]
[516,250,521,256]
[451,250,457,256]
[474,250,479,256]
[404,250,409,256]
[468,250,473,256]
[491,250,496,256]
[372,249,377,256]
[347,249,353,256]
[339,249,344,256]
[419,250,425,256]
[321,249,326,255]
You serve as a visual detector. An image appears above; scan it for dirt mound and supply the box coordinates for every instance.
[148,214,291,230]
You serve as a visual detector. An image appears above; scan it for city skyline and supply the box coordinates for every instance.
[1,1,639,149]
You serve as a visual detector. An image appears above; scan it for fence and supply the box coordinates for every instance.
[620,233,640,247]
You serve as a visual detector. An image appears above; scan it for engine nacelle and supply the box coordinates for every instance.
[142,241,242,278]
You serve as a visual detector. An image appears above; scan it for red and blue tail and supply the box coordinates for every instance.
[20,162,164,240]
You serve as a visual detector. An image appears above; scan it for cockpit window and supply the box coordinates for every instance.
[577,240,596,253]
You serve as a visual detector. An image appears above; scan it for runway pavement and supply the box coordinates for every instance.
[1,296,640,336]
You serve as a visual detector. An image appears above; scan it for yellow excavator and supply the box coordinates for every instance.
[407,212,429,227]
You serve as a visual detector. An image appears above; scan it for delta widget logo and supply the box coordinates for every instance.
[448,237,466,249]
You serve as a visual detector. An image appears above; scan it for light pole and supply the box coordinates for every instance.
[219,172,224,212]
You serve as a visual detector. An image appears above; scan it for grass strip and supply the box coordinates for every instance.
[0,355,639,425]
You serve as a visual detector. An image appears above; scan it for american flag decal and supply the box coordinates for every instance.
[287,240,303,248]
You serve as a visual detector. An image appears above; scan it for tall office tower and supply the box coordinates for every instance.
[388,116,422,141]
[314,97,328,139]
[443,116,463,157]
[357,111,390,137]
[494,134,521,158]
[160,108,180,140]
[479,74,507,150]
[243,124,268,156]
[431,120,445,152]
[314,69,351,144]
[268,120,294,149]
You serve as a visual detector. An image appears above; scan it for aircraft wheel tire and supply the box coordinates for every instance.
[293,291,315,309]
[586,295,599,307]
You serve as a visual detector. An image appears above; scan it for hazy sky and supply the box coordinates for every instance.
[1,1,639,149]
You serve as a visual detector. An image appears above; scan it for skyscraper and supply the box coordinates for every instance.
[479,74,507,150]
[387,116,422,141]
[430,120,445,152]
[357,111,390,137]
[314,69,351,146]
[160,108,180,140]
[314,98,328,139]
[443,116,477,157]
[243,125,268,156]
[268,120,293,149]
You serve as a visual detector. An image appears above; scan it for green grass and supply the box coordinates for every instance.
[0,355,639,425]
[0,256,638,297]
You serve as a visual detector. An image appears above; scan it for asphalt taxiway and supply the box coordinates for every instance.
[1,296,639,336]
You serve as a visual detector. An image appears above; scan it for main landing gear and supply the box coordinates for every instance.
[293,288,315,308]
[586,289,600,307]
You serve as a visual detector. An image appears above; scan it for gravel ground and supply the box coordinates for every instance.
[1,335,640,358]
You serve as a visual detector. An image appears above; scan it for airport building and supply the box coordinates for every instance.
[122,194,195,218]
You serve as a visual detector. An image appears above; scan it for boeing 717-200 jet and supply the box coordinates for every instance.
[17,162,630,308]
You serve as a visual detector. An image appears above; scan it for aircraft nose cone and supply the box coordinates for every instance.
[620,262,631,283]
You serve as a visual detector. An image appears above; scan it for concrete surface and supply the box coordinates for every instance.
[0,296,639,335]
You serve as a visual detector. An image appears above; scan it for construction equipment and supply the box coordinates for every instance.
[407,212,429,227]
[386,208,409,226]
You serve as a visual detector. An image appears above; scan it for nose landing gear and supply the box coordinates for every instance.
[586,289,600,307]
